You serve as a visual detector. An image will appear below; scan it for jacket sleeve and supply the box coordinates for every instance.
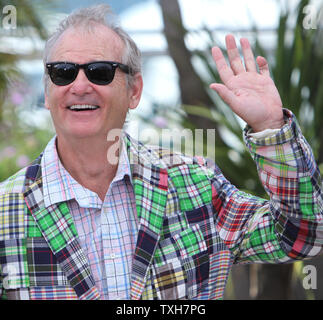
[210,109,323,264]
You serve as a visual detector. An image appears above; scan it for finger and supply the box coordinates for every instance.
[240,38,257,72]
[225,34,245,75]
[212,46,234,84]
[256,56,270,77]
[210,83,238,110]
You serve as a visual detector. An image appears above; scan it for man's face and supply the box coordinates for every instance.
[44,25,142,140]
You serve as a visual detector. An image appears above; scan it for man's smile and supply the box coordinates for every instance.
[67,104,100,111]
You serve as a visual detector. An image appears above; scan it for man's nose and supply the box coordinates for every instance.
[69,69,93,94]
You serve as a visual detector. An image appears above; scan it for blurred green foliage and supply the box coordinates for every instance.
[0,0,55,182]
[0,101,53,181]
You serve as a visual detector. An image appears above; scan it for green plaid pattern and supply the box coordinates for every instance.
[133,179,167,234]
[25,206,42,238]
[240,212,289,263]
[169,165,212,212]
[31,203,77,254]
[173,224,207,259]
[299,176,315,218]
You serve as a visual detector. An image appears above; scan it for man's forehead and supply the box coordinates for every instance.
[50,24,124,60]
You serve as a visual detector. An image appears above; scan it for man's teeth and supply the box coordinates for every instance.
[68,105,99,111]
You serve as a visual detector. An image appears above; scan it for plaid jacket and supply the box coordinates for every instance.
[0,110,322,300]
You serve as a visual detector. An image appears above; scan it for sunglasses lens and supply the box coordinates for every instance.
[86,62,115,85]
[47,62,122,86]
[50,63,77,86]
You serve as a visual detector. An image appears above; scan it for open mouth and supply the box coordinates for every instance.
[67,104,100,112]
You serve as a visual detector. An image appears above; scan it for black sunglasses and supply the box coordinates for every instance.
[46,61,132,86]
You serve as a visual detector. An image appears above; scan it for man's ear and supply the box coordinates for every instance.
[128,73,143,110]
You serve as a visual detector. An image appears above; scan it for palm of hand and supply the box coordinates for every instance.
[226,72,283,130]
[210,35,284,132]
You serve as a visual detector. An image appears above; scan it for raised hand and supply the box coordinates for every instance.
[210,35,284,132]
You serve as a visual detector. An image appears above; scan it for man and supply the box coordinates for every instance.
[0,4,322,300]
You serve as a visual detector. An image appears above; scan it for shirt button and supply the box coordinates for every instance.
[110,253,116,259]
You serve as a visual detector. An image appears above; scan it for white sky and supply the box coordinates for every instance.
[120,0,302,49]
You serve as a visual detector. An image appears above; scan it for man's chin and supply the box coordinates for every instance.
[59,128,105,141]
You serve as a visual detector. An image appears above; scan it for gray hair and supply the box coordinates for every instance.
[43,4,142,92]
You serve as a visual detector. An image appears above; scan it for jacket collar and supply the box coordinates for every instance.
[23,134,169,300]
[41,136,132,209]
[23,160,100,300]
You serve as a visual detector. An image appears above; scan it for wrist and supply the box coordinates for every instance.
[251,118,285,133]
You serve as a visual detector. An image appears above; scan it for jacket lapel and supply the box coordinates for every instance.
[23,136,169,300]
[23,161,100,300]
[126,135,169,300]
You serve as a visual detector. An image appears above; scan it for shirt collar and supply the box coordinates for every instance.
[41,134,132,208]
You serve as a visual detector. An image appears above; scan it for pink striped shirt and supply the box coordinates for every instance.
[41,136,138,299]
